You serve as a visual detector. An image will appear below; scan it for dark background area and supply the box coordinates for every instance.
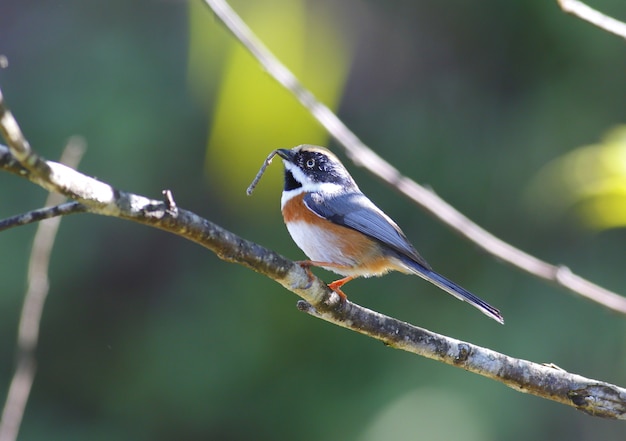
[1,0,626,440]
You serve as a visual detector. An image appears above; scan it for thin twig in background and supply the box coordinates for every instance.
[201,0,626,315]
[0,86,626,418]
[557,0,626,40]
[0,139,85,441]
[0,201,86,232]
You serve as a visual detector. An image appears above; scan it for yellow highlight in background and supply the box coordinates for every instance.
[526,125,626,230]
[187,0,352,211]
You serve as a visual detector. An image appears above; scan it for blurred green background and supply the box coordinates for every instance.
[2,0,626,440]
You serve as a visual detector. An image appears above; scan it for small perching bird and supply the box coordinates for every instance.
[248,145,503,324]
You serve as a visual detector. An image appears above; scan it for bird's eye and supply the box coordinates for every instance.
[305,158,315,169]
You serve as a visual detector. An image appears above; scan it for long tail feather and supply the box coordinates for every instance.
[405,260,504,324]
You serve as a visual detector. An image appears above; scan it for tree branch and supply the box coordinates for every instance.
[557,0,626,40]
[297,300,626,419]
[0,201,86,232]
[1,85,626,419]
[200,0,626,316]
[0,141,84,441]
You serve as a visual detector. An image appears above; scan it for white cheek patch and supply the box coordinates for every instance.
[280,160,343,209]
[283,161,308,185]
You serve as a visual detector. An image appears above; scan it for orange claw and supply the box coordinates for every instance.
[328,276,355,302]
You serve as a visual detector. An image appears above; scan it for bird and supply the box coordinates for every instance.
[273,144,503,324]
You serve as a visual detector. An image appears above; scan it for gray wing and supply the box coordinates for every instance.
[304,192,431,269]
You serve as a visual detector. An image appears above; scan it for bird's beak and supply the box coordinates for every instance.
[276,148,295,163]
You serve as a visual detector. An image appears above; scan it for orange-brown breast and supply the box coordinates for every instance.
[282,193,402,277]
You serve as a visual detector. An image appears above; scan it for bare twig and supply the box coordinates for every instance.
[201,0,626,315]
[0,140,85,441]
[0,201,86,232]
[558,0,626,40]
[0,86,626,418]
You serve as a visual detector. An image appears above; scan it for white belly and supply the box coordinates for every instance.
[285,221,358,275]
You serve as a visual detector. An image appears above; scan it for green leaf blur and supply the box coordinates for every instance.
[188,0,351,209]
[526,125,626,230]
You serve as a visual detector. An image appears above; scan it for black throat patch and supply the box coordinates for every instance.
[284,170,302,191]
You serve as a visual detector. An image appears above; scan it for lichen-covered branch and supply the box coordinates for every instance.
[297,300,626,418]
